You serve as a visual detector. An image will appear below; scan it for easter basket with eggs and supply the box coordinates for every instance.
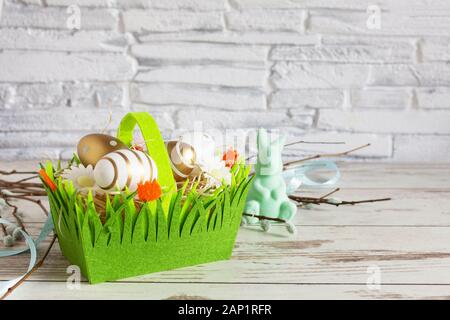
[38,112,252,284]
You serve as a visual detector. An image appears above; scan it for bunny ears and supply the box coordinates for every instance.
[257,128,286,152]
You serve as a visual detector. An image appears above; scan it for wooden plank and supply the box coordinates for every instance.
[2,161,450,300]
[3,281,450,300]
[1,225,450,285]
[336,162,450,189]
[297,188,450,226]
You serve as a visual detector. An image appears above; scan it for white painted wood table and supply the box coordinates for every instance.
[1,162,450,299]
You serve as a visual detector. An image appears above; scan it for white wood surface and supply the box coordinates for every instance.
[1,162,450,300]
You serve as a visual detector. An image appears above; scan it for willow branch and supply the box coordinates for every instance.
[0,177,46,198]
[242,213,286,223]
[6,195,48,216]
[2,190,47,197]
[4,199,26,232]
[319,188,340,200]
[0,181,44,188]
[0,219,6,236]
[330,198,391,206]
[284,140,345,147]
[283,143,371,169]
[289,194,391,206]
[246,140,346,161]
[0,170,38,175]
[15,175,39,183]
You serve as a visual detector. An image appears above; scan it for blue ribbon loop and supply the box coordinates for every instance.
[283,160,340,194]
[0,215,54,297]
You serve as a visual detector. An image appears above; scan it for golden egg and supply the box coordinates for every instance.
[166,140,197,182]
[77,134,128,167]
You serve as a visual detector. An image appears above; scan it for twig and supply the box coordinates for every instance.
[330,198,392,206]
[246,140,347,161]
[2,195,48,216]
[4,199,26,232]
[0,181,45,188]
[100,111,113,134]
[283,143,371,169]
[2,190,47,196]
[0,219,7,236]
[0,175,44,235]
[0,170,38,175]
[27,198,48,217]
[242,213,286,223]
[319,188,340,200]
[291,188,341,207]
[0,235,57,300]
[1,190,47,196]
[16,175,39,183]
[289,194,391,207]
[284,140,346,147]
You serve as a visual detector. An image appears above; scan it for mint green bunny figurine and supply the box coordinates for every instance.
[243,128,297,233]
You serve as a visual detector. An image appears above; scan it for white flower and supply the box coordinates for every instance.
[62,164,99,193]
[200,157,232,187]
[209,166,232,186]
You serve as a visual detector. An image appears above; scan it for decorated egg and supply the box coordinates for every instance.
[166,140,197,182]
[178,132,216,166]
[77,134,127,167]
[93,149,157,192]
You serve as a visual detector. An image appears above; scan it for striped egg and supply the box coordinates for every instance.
[93,149,158,192]
[166,140,197,182]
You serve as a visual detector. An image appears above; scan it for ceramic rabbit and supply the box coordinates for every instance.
[244,129,297,232]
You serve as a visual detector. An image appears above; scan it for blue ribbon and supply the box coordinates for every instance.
[283,160,340,194]
[0,215,53,297]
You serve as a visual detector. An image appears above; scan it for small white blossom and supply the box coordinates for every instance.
[200,157,232,187]
[61,164,99,194]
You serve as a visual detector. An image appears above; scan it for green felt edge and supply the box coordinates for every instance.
[116,112,176,197]
[40,160,253,284]
[42,161,90,278]
[84,228,236,284]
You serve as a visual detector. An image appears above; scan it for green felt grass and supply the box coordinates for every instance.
[40,161,252,284]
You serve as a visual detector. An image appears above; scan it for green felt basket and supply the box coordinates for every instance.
[41,112,252,284]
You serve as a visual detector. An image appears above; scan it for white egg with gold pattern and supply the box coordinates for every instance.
[93,149,157,192]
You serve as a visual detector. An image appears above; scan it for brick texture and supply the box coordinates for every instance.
[0,0,449,162]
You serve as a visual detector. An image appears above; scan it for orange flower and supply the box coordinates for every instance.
[222,148,239,168]
[39,169,57,192]
[137,179,162,202]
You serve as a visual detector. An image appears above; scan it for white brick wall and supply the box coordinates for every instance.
[0,0,449,162]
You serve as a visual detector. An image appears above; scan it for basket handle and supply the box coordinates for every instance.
[116,112,176,193]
